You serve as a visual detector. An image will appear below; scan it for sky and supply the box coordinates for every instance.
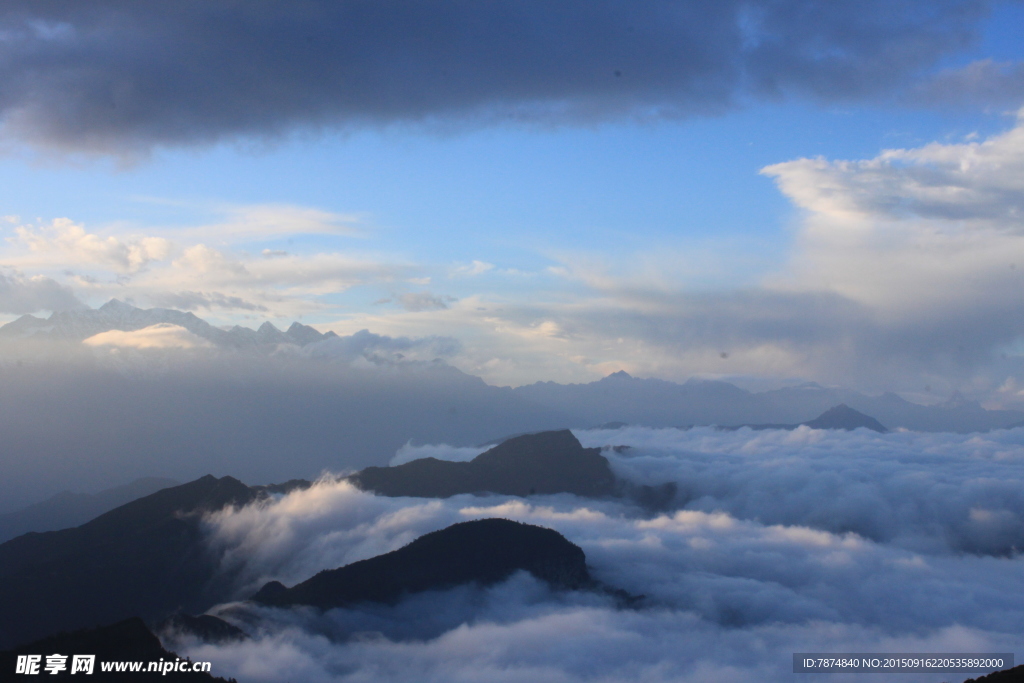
[3,1,1024,400]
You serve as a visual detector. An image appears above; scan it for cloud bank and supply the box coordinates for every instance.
[0,0,990,153]
[183,425,1024,681]
[584,426,1024,556]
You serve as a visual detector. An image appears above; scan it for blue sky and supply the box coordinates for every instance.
[2,0,1024,398]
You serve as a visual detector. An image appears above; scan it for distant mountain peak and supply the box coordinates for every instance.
[605,370,632,380]
[803,404,887,432]
[98,298,138,314]
[939,390,981,411]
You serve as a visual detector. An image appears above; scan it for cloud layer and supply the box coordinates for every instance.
[0,1,990,153]
[182,425,1024,682]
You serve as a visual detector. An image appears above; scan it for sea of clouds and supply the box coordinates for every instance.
[177,426,1024,682]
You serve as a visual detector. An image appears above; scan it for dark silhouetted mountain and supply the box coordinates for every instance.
[0,475,259,649]
[253,518,591,610]
[961,663,1024,682]
[803,404,886,432]
[351,430,616,498]
[0,477,179,543]
[722,404,887,432]
[157,612,248,645]
[0,618,233,682]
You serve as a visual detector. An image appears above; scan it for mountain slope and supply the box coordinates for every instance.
[515,372,1024,433]
[253,518,591,610]
[0,475,257,649]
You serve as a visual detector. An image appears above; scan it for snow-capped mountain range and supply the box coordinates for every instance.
[0,299,336,348]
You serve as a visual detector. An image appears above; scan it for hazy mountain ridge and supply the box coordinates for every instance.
[0,302,1019,512]
[0,353,573,513]
[721,404,888,433]
[515,372,1024,433]
[0,477,179,544]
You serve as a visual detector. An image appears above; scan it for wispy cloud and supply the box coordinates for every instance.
[0,209,417,320]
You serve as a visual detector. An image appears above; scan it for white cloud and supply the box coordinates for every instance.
[83,323,213,350]
[13,218,172,273]
[186,204,362,240]
[452,261,494,277]
[0,210,421,322]
[761,112,1024,315]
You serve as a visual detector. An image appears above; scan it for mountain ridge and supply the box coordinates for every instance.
[515,373,1024,433]
[350,430,617,499]
[0,474,283,649]
[252,519,592,610]
[0,477,180,543]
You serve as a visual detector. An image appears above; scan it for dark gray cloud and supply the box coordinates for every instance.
[0,0,990,152]
[304,328,462,362]
[397,291,452,312]
[910,59,1024,109]
[0,271,83,314]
